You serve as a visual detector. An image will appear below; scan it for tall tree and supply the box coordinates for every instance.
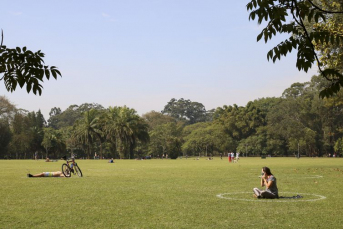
[142,111,176,131]
[47,103,104,129]
[41,127,65,159]
[9,112,32,159]
[0,96,16,121]
[27,111,45,157]
[334,137,343,156]
[47,107,62,129]
[267,77,330,156]
[162,98,207,124]
[182,123,234,157]
[149,122,183,159]
[73,109,102,159]
[104,106,149,159]
[214,103,266,142]
[0,119,11,158]
[0,96,16,157]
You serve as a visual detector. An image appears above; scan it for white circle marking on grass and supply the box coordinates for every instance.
[257,175,324,179]
[304,175,323,179]
[216,192,326,202]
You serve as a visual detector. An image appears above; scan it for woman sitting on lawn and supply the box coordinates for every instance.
[253,167,278,199]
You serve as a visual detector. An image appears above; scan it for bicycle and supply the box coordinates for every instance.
[61,157,83,177]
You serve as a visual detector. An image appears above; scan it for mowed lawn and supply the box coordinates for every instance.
[1,157,343,228]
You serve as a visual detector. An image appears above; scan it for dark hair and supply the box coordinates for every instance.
[262,167,273,176]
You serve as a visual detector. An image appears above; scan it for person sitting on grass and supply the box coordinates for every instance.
[27,171,65,177]
[253,167,278,199]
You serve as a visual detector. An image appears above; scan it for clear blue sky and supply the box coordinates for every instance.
[1,0,317,120]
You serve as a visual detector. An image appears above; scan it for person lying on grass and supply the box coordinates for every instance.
[253,167,278,199]
[27,171,65,177]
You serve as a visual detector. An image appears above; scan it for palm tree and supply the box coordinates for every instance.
[104,106,149,159]
[73,109,102,159]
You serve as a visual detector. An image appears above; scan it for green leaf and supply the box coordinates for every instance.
[257,0,261,7]
[26,82,32,93]
[249,11,257,21]
[264,30,268,43]
[273,55,277,62]
[257,31,263,42]
[51,69,57,79]
[55,69,61,76]
[246,2,252,10]
[45,69,50,80]
[314,13,320,23]
[308,9,314,23]
[267,49,273,61]
[287,41,292,52]
[33,85,43,96]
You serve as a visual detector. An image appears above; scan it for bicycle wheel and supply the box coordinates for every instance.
[74,165,83,177]
[62,163,71,177]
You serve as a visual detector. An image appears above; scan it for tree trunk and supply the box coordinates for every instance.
[100,142,103,159]
[129,143,134,159]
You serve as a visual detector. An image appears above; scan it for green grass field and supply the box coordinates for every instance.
[1,157,343,228]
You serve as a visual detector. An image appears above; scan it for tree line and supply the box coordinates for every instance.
[1,74,343,159]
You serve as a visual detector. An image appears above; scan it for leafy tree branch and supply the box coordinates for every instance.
[247,0,343,97]
[0,30,61,95]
